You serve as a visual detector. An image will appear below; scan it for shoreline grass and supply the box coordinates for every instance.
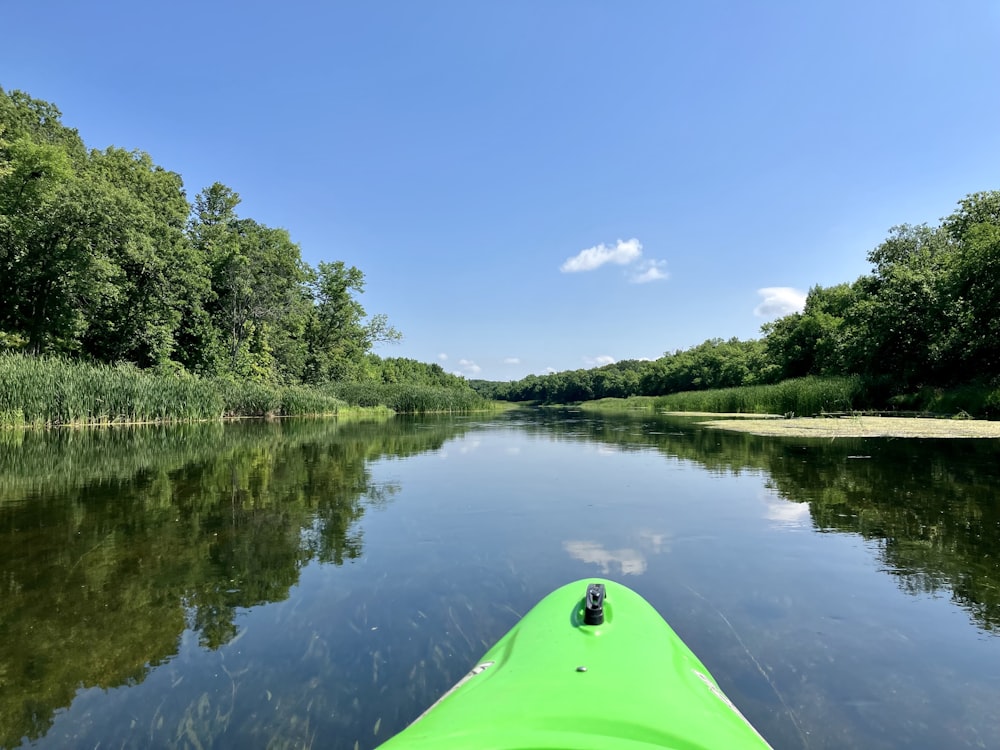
[580,379,866,416]
[650,376,866,416]
[582,376,1000,419]
[0,353,494,429]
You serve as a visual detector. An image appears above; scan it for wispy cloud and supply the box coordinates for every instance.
[561,238,642,272]
[629,259,669,284]
[503,357,521,365]
[560,238,668,283]
[438,353,448,361]
[544,366,557,374]
[455,358,481,376]
[584,355,616,367]
[754,287,807,318]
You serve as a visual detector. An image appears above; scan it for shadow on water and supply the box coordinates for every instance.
[0,417,474,749]
[518,408,1000,634]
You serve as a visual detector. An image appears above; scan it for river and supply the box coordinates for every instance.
[2,410,999,749]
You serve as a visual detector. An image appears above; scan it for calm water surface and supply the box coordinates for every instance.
[2,410,999,749]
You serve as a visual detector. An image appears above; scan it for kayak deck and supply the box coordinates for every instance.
[377,579,773,749]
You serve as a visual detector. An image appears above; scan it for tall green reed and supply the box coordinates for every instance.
[651,376,866,416]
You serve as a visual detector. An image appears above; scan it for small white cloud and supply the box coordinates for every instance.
[561,238,643,273]
[457,358,481,375]
[544,366,557,374]
[584,355,616,367]
[629,259,669,284]
[503,357,521,365]
[438,353,448,361]
[754,287,807,318]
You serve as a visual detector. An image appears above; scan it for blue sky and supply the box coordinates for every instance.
[4,1,999,381]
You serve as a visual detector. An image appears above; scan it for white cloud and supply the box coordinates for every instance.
[457,358,481,375]
[629,259,669,284]
[584,355,616,367]
[754,287,807,318]
[560,238,643,273]
[503,357,521,365]
[544,366,557,374]
[438,353,448,361]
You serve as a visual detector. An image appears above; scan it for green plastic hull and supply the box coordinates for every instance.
[377,579,773,749]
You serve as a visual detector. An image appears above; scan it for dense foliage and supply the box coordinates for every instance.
[476,192,1000,413]
[4,87,999,417]
[0,88,489,414]
[0,88,402,382]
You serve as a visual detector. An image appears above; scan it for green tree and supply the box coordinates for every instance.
[763,283,856,380]
[940,192,1000,380]
[0,133,98,354]
[190,184,312,381]
[304,261,401,383]
[76,147,196,367]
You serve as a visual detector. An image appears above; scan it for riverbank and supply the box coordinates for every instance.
[0,353,494,429]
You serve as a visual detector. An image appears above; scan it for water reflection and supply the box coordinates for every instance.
[563,540,647,575]
[2,410,999,750]
[762,496,812,529]
[0,418,473,748]
[518,408,1000,634]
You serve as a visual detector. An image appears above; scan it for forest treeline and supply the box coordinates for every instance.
[0,87,474,403]
[4,87,999,418]
[473,190,1000,413]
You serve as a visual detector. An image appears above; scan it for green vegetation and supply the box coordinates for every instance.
[474,191,1000,418]
[0,88,489,423]
[5,85,1000,420]
[0,353,493,427]
[0,352,347,426]
[652,376,866,416]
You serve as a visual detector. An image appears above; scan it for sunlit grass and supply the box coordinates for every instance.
[649,376,865,416]
[0,354,497,428]
[580,396,659,411]
[322,382,494,414]
[0,354,341,427]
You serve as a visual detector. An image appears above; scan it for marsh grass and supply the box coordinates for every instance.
[650,376,866,416]
[323,382,493,414]
[0,354,348,427]
[0,354,494,428]
[581,396,660,411]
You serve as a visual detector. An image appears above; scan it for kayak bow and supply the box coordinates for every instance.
[377,579,773,749]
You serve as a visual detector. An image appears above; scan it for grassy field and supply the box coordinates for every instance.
[0,354,493,428]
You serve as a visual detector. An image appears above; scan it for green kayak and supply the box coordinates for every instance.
[377,579,774,749]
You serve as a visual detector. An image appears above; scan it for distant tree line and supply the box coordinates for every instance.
[0,87,465,390]
[475,190,1000,405]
